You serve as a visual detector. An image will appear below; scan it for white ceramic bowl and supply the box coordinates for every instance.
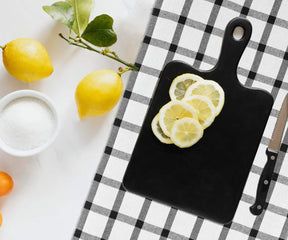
[0,90,60,157]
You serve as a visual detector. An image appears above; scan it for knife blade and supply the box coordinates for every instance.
[250,93,288,215]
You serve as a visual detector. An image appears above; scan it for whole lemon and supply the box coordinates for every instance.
[2,38,53,82]
[75,69,123,119]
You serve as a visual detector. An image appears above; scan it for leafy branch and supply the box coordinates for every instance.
[43,0,138,73]
[58,34,138,71]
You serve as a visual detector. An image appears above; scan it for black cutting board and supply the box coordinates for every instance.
[122,18,274,224]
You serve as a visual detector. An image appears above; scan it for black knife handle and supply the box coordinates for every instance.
[250,148,278,215]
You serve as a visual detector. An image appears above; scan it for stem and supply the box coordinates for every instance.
[105,48,119,58]
[59,34,91,50]
[79,40,138,71]
[68,29,72,39]
[118,67,132,76]
[59,33,138,71]
[0,45,5,50]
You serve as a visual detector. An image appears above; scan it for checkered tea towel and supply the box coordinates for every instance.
[73,0,288,239]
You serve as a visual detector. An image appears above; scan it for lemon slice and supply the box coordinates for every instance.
[185,80,224,115]
[169,73,204,100]
[184,95,216,129]
[159,100,198,137]
[171,117,203,148]
[151,114,173,144]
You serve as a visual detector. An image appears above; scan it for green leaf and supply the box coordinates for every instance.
[82,14,117,47]
[43,1,75,29]
[66,0,95,36]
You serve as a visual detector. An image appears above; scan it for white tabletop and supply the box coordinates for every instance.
[0,0,155,239]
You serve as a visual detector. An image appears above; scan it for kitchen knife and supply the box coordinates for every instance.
[250,93,288,215]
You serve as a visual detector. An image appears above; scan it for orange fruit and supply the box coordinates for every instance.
[0,213,2,227]
[0,172,13,197]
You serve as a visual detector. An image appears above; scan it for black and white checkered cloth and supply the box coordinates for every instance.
[73,0,288,239]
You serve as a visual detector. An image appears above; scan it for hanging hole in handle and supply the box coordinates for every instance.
[233,26,245,41]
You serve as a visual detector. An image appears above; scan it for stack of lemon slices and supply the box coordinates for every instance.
[151,73,225,148]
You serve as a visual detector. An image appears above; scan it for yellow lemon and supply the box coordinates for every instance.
[159,100,198,137]
[151,113,173,144]
[169,73,203,100]
[183,95,216,129]
[75,69,123,119]
[2,38,53,82]
[171,117,203,148]
[185,80,225,116]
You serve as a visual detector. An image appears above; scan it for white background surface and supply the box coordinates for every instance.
[0,0,155,239]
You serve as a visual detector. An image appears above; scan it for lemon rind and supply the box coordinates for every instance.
[151,114,173,144]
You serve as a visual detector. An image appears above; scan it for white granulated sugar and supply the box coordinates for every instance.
[0,97,55,150]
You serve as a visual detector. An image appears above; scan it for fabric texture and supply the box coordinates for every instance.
[73,0,288,239]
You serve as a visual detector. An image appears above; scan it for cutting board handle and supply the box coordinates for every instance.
[215,18,252,74]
